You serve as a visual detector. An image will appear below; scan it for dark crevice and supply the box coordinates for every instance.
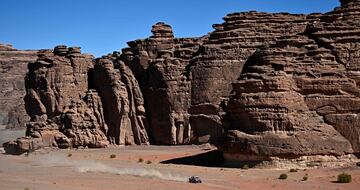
[87,68,95,90]
[303,28,345,66]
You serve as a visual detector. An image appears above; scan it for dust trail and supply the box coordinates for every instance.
[35,154,188,182]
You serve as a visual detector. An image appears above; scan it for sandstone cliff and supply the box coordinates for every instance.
[0,43,37,129]
[188,12,310,145]
[93,55,149,145]
[122,23,206,144]
[4,46,150,154]
[221,0,360,159]
[3,0,360,161]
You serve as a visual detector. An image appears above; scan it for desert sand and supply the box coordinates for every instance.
[0,145,359,190]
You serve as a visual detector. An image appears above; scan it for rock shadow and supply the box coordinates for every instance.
[160,150,225,167]
[160,149,266,168]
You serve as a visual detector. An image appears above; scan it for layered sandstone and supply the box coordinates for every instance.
[221,1,360,159]
[93,55,149,145]
[122,22,205,144]
[4,45,151,154]
[3,0,360,161]
[188,12,311,144]
[0,43,37,128]
[4,46,110,154]
[223,36,354,158]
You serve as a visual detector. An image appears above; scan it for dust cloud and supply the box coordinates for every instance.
[35,154,188,182]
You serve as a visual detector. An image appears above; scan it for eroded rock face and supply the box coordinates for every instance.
[340,0,360,6]
[188,12,311,144]
[3,0,360,160]
[224,36,353,158]
[3,44,152,154]
[221,1,360,159]
[122,22,205,144]
[3,137,43,155]
[306,0,360,153]
[93,56,149,145]
[0,43,37,128]
[4,46,109,154]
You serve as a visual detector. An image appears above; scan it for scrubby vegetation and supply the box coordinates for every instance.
[110,154,116,159]
[302,173,309,181]
[337,173,352,183]
[289,168,298,173]
[278,173,288,180]
[138,158,144,163]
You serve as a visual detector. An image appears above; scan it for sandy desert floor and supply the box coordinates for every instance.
[0,145,359,190]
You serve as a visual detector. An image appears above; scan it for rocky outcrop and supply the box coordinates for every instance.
[0,43,37,128]
[187,12,311,144]
[3,0,360,161]
[122,23,205,144]
[221,1,360,160]
[93,56,149,145]
[223,36,354,158]
[4,46,109,154]
[3,45,152,154]
[3,137,43,155]
[305,0,360,153]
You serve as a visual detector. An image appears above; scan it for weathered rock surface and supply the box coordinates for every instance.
[4,46,109,154]
[93,56,149,145]
[188,12,311,144]
[3,0,360,160]
[223,36,354,157]
[306,0,360,153]
[122,22,205,144]
[221,0,360,159]
[0,43,37,128]
[3,45,152,154]
[3,137,43,155]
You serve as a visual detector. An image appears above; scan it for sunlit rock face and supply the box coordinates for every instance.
[220,1,360,159]
[187,12,311,145]
[4,45,153,154]
[4,46,106,154]
[122,22,206,144]
[4,0,360,160]
[93,56,149,146]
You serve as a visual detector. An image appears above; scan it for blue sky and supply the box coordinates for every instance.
[1,0,340,57]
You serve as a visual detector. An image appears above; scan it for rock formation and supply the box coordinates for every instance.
[220,0,360,160]
[122,22,205,144]
[4,45,152,154]
[93,55,149,145]
[3,0,360,162]
[4,46,109,154]
[188,12,310,144]
[0,43,37,129]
